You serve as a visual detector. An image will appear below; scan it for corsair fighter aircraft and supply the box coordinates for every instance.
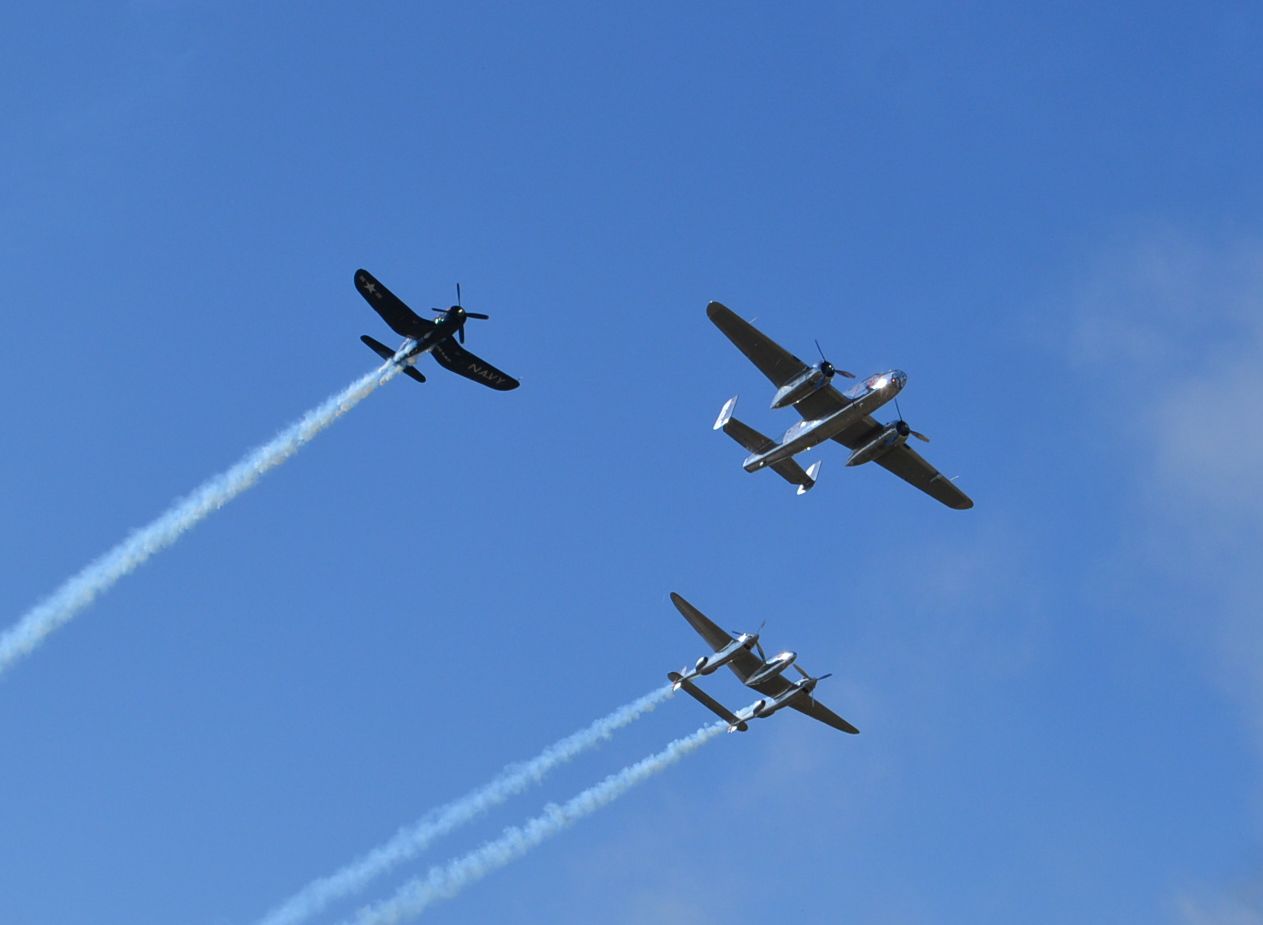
[355,269,519,390]
[707,301,971,508]
[667,592,858,734]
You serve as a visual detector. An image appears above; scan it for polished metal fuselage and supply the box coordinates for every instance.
[743,370,907,472]
[744,650,797,687]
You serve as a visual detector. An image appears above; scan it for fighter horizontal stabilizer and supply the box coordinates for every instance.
[667,672,748,731]
[360,335,426,383]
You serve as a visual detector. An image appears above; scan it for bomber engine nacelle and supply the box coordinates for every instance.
[771,367,830,409]
[846,422,910,467]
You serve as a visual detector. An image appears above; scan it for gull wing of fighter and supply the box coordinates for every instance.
[431,340,520,391]
[669,592,859,734]
[355,270,435,339]
[707,301,971,509]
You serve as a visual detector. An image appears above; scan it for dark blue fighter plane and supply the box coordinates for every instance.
[355,269,519,390]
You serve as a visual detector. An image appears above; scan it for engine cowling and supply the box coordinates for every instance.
[695,655,710,671]
[770,367,829,409]
[846,423,908,467]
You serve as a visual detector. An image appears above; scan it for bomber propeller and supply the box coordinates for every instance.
[814,339,855,379]
[892,397,930,443]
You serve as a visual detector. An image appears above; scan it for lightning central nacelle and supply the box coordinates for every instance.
[745,650,798,686]
[771,367,830,409]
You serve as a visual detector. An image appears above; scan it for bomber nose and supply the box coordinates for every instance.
[892,370,908,388]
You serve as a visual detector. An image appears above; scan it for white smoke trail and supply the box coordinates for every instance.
[257,685,672,925]
[344,722,726,925]
[0,360,403,677]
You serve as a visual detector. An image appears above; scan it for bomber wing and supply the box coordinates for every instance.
[355,269,434,339]
[706,301,810,388]
[430,340,520,391]
[829,418,973,510]
[874,443,972,509]
[706,301,850,421]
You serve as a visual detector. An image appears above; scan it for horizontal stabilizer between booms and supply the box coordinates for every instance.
[714,397,820,494]
[713,396,774,453]
[667,672,748,731]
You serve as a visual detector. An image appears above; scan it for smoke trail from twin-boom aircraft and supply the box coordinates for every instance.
[344,723,726,925]
[0,360,404,678]
[257,685,673,925]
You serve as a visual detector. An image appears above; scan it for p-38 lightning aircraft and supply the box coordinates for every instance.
[355,269,519,390]
[707,301,971,509]
[666,592,858,735]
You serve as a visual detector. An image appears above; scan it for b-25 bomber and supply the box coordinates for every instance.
[707,301,971,508]
[667,592,858,735]
[355,269,520,391]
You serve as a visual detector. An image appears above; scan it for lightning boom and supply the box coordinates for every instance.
[0,361,403,678]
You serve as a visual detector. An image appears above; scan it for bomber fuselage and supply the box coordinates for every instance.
[743,370,907,472]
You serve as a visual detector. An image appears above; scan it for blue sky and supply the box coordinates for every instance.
[2,2,1261,922]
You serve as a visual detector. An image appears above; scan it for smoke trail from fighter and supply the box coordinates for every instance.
[344,722,725,925]
[0,360,404,678]
[257,685,673,925]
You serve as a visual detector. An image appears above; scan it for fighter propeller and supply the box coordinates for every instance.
[430,283,490,343]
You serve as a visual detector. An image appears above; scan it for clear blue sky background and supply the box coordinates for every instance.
[3,3,1261,923]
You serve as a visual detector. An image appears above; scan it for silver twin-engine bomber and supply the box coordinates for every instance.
[705,301,972,508]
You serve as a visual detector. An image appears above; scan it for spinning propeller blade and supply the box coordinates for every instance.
[731,620,767,661]
[430,283,489,340]
[892,397,931,443]
[814,339,855,379]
